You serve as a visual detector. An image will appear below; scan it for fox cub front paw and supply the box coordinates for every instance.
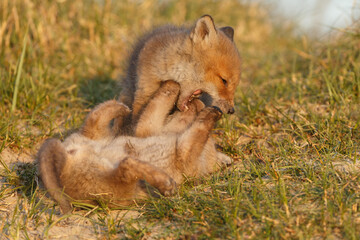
[160,80,180,96]
[198,107,223,122]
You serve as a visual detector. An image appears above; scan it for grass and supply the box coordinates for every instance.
[0,0,359,239]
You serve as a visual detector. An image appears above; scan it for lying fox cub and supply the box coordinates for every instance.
[38,81,230,213]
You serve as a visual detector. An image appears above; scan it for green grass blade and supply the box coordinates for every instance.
[11,27,28,114]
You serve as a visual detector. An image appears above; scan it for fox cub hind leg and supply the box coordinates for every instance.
[81,100,130,140]
[59,156,176,207]
[176,107,222,175]
[114,157,176,197]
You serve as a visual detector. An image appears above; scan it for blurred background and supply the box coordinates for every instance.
[266,0,359,37]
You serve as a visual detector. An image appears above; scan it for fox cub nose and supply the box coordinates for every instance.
[228,107,235,114]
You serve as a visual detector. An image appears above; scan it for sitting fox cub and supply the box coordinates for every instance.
[119,15,241,123]
[38,81,230,213]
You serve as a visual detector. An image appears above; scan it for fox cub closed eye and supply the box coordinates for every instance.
[221,78,228,87]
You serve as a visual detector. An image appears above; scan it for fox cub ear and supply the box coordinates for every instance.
[220,26,234,41]
[190,15,217,45]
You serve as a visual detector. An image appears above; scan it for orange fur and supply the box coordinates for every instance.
[38,81,229,213]
[119,15,241,125]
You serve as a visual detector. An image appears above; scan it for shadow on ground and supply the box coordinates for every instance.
[78,76,121,108]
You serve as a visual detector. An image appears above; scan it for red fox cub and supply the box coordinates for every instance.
[119,15,241,122]
[38,81,229,213]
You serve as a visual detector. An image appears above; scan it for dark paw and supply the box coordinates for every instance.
[191,99,205,113]
[211,106,223,121]
[197,107,223,122]
[212,106,223,114]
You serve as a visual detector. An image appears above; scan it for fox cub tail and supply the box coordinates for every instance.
[38,138,72,213]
